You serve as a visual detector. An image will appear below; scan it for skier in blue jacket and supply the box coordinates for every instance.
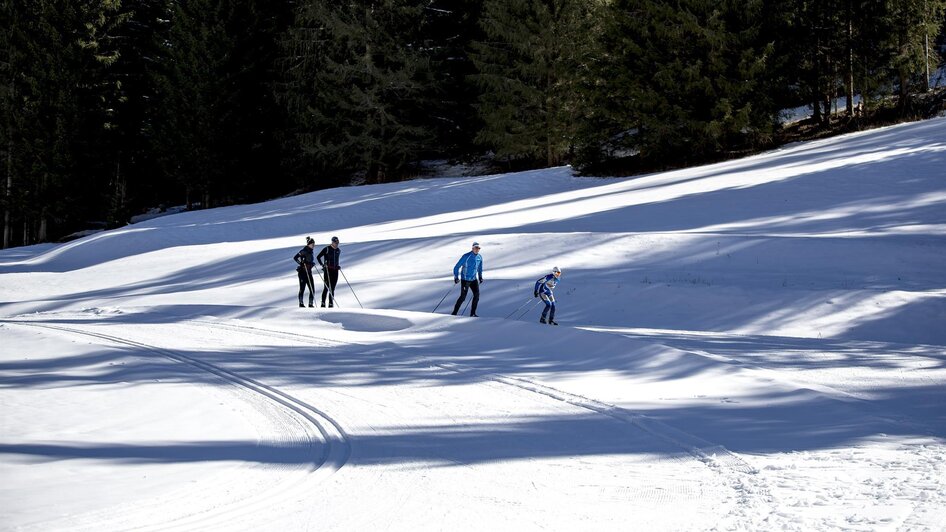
[452,241,484,316]
[534,266,562,325]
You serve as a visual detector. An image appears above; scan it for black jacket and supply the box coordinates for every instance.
[293,246,315,270]
[317,245,341,270]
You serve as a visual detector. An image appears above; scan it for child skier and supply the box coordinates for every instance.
[533,266,562,325]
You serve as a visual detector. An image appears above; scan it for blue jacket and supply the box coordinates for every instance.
[453,251,483,281]
[534,274,559,296]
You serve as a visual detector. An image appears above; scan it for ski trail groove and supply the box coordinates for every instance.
[6,320,351,530]
[186,317,777,528]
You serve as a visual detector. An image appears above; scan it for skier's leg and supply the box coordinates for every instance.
[321,271,329,306]
[328,270,338,307]
[469,281,480,316]
[306,269,316,306]
[452,282,469,315]
[297,270,307,306]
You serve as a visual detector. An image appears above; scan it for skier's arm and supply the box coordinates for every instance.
[293,250,304,265]
[316,246,327,266]
[453,254,466,278]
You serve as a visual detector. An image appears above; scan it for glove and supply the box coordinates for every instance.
[534,291,539,298]
[478,277,484,284]
[454,277,459,284]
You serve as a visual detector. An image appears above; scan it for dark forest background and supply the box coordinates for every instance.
[2,0,945,247]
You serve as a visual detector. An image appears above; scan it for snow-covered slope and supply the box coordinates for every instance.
[1,118,945,530]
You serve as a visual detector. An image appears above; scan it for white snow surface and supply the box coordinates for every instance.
[2,118,946,531]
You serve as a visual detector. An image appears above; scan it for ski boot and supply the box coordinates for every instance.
[539,317,547,324]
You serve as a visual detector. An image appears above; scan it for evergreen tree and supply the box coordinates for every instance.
[887,0,946,101]
[150,0,234,209]
[281,0,438,184]
[0,0,125,246]
[0,0,22,247]
[582,0,778,167]
[150,0,293,210]
[96,0,171,226]
[470,0,594,167]
[420,0,484,162]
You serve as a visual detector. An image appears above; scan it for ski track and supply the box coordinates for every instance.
[14,314,942,530]
[591,327,946,531]
[183,316,779,529]
[4,320,351,531]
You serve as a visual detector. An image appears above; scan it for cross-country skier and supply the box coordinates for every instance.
[293,236,317,307]
[534,266,562,325]
[452,241,484,317]
[317,236,341,308]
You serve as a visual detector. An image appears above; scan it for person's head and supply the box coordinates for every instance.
[552,266,562,278]
[331,236,339,248]
[306,236,315,247]
[471,241,481,254]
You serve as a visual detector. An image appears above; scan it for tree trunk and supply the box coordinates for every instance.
[3,56,12,249]
[4,135,11,249]
[38,209,47,242]
[845,1,855,117]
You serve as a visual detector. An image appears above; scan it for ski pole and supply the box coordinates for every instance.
[305,265,317,301]
[432,283,454,313]
[315,263,340,308]
[515,298,544,320]
[504,296,536,319]
[340,269,363,309]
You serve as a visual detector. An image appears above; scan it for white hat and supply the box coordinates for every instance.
[552,266,561,274]
[472,242,480,248]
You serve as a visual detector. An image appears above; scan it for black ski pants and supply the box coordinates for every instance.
[322,268,339,307]
[298,266,315,305]
[452,279,479,316]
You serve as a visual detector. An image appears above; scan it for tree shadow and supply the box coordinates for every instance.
[2,316,943,463]
[0,440,318,465]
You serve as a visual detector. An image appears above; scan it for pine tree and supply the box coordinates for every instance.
[0,0,21,247]
[470,0,594,168]
[281,0,438,184]
[150,0,237,209]
[420,0,484,161]
[887,0,946,103]
[94,0,171,227]
[0,0,125,245]
[581,0,778,167]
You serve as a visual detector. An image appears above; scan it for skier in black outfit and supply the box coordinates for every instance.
[317,236,341,308]
[293,236,317,307]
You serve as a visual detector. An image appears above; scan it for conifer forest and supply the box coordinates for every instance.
[2,0,945,246]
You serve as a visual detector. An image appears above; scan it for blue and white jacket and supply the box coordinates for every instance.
[534,273,559,297]
[453,252,483,281]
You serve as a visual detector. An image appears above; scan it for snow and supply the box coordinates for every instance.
[2,117,946,530]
